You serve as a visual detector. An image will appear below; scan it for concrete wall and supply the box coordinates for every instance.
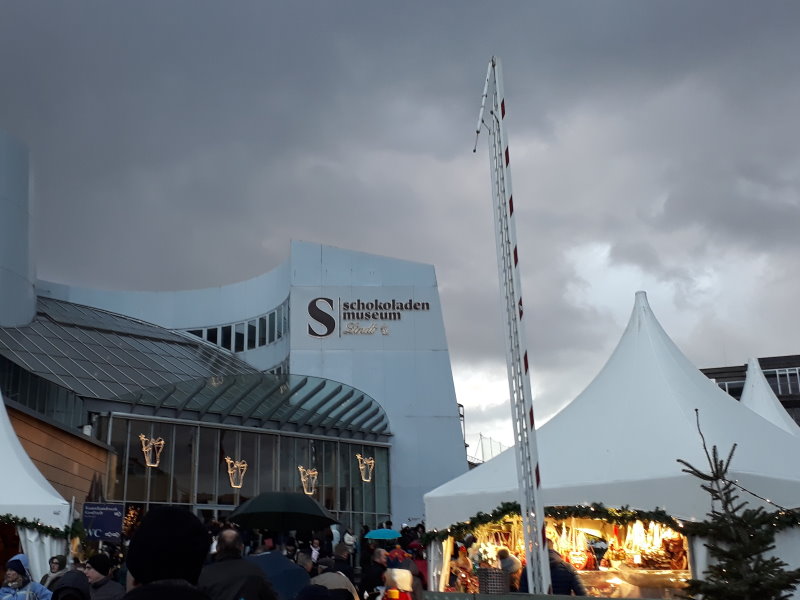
[0,131,35,326]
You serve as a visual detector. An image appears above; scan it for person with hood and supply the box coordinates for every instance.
[123,506,211,600]
[41,556,68,591]
[52,571,90,600]
[84,555,124,600]
[1,554,52,600]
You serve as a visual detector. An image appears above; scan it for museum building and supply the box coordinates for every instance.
[0,130,468,530]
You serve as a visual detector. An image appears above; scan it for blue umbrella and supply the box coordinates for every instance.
[364,528,401,540]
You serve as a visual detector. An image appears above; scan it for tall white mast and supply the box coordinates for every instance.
[474,56,550,594]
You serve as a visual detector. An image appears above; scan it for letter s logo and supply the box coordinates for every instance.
[307,297,336,337]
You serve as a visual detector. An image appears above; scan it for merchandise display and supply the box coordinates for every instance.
[441,513,690,599]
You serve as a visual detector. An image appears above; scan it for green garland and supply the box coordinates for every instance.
[422,502,682,546]
[421,501,800,546]
[0,513,71,539]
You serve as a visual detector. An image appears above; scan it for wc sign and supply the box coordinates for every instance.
[82,502,124,541]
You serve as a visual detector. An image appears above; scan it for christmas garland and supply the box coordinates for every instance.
[421,502,684,546]
[421,501,800,546]
[0,513,71,539]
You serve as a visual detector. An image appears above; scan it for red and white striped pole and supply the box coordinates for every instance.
[475,56,550,594]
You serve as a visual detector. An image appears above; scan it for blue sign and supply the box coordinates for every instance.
[82,502,124,541]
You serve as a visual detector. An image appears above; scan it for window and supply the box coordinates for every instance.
[247,320,257,350]
[206,327,218,345]
[221,326,232,351]
[268,312,276,343]
[187,329,202,339]
[276,306,283,340]
[258,317,267,347]
[234,323,245,353]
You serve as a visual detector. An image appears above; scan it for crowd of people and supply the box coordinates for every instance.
[0,513,431,600]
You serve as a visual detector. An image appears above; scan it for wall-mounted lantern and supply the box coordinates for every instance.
[298,465,318,495]
[356,454,375,482]
[225,456,248,489]
[139,434,165,467]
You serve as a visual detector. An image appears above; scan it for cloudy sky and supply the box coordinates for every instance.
[2,1,800,454]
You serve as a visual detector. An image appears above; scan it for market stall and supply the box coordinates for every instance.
[427,502,691,598]
[425,292,800,598]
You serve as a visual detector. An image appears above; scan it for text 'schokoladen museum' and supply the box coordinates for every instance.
[0,131,469,529]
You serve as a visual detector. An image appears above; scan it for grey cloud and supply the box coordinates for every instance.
[4,0,800,442]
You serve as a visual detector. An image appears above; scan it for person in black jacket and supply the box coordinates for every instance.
[52,570,91,600]
[199,529,277,600]
[85,555,125,600]
[517,541,587,596]
[358,549,387,600]
[547,539,587,596]
[331,545,355,585]
[123,506,211,600]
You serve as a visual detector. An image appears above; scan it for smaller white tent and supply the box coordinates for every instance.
[740,357,800,436]
[1,392,70,578]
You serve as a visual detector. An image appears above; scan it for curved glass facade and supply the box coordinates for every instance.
[183,297,289,354]
[1,296,393,529]
[104,413,390,530]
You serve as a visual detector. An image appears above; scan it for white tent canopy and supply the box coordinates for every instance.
[1,391,70,578]
[740,357,800,436]
[426,291,800,529]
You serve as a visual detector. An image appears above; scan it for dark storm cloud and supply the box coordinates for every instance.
[2,0,800,441]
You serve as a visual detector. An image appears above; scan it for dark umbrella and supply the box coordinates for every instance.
[228,491,338,531]
[247,552,310,600]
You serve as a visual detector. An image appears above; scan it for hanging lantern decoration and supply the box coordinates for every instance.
[356,454,375,482]
[139,434,165,467]
[225,456,248,489]
[298,465,318,495]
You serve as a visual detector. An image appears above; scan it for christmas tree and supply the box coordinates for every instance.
[678,412,800,600]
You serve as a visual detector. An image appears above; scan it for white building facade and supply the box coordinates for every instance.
[4,130,468,523]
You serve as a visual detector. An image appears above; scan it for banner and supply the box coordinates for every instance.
[82,503,124,541]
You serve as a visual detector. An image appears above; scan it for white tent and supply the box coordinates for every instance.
[425,291,800,529]
[740,357,800,436]
[1,392,70,578]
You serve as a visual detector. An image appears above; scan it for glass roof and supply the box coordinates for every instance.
[0,297,390,440]
[109,373,390,438]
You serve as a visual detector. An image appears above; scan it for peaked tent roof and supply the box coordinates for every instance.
[426,291,800,527]
[0,392,70,529]
[740,357,800,436]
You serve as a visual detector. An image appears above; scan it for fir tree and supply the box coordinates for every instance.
[677,411,800,600]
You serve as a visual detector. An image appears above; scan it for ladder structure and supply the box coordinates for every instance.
[474,56,551,594]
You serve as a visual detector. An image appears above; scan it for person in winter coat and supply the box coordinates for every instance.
[358,549,387,600]
[198,529,276,600]
[341,530,355,567]
[84,555,124,600]
[40,556,68,591]
[123,506,211,600]
[547,539,587,596]
[52,571,90,600]
[1,554,52,600]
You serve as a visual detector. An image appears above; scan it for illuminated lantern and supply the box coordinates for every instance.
[138,434,165,467]
[298,465,318,495]
[356,454,375,482]
[225,456,248,489]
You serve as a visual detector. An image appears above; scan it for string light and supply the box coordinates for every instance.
[138,434,165,467]
[356,454,375,482]
[298,466,318,495]
[224,456,248,488]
